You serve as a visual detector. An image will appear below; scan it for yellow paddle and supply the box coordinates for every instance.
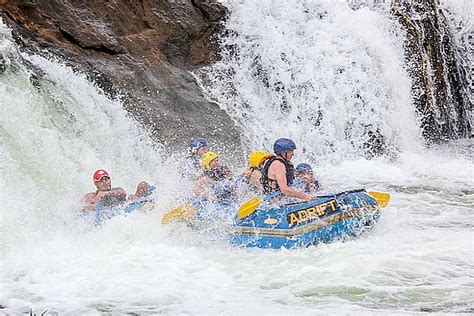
[238,197,264,219]
[367,191,391,207]
[237,179,313,220]
[238,190,283,219]
[161,204,197,225]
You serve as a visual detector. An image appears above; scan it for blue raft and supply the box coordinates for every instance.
[187,189,381,249]
[90,186,156,226]
[90,186,157,225]
[93,198,155,225]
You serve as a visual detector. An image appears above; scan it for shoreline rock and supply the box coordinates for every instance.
[0,0,242,153]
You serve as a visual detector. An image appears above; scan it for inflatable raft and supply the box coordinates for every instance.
[175,189,384,249]
[92,198,155,225]
[85,186,156,226]
[86,186,157,225]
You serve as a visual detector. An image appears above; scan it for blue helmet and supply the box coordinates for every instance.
[296,163,312,174]
[189,138,208,151]
[273,138,297,154]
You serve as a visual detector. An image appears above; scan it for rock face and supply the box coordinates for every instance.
[0,0,242,152]
[391,0,472,142]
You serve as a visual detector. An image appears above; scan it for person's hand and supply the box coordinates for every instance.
[303,193,314,201]
[81,203,95,212]
[127,194,138,201]
[135,182,150,197]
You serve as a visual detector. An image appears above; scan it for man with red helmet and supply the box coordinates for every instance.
[82,169,126,211]
[81,169,139,211]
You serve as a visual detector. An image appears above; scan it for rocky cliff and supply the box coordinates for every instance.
[0,0,242,152]
[392,0,472,142]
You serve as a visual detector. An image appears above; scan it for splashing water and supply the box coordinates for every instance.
[1,0,473,314]
[197,0,422,163]
[0,20,185,237]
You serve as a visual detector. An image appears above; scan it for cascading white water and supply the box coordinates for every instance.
[197,0,422,164]
[0,21,199,314]
[1,0,473,314]
[441,0,473,127]
[0,20,186,239]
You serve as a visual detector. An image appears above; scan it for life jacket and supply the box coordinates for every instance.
[301,178,320,193]
[203,166,234,200]
[204,165,231,181]
[260,156,295,194]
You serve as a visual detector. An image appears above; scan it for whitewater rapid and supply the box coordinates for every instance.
[1,1,473,314]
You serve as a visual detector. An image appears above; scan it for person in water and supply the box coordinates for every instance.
[260,138,313,201]
[82,169,151,211]
[194,151,234,200]
[183,137,209,180]
[295,163,320,193]
[244,151,273,190]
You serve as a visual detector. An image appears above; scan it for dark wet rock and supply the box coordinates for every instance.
[0,0,241,153]
[391,0,472,142]
[0,55,6,74]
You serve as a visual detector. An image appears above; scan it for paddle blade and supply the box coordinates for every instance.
[238,197,262,219]
[368,191,391,207]
[161,204,196,225]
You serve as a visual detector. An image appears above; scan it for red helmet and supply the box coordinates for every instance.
[93,169,109,182]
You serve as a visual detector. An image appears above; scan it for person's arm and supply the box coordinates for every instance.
[128,181,151,200]
[193,176,212,198]
[81,193,97,212]
[272,162,313,201]
[249,170,262,188]
[222,166,233,179]
[309,176,320,192]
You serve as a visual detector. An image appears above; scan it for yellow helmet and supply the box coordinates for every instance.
[200,151,219,169]
[248,151,272,167]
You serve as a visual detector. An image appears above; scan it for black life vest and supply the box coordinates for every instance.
[204,166,234,200]
[260,156,295,194]
[204,165,231,181]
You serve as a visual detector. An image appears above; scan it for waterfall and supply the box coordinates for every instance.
[196,0,423,164]
[391,0,472,142]
[440,0,473,136]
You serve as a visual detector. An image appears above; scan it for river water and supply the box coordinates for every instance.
[1,1,473,314]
